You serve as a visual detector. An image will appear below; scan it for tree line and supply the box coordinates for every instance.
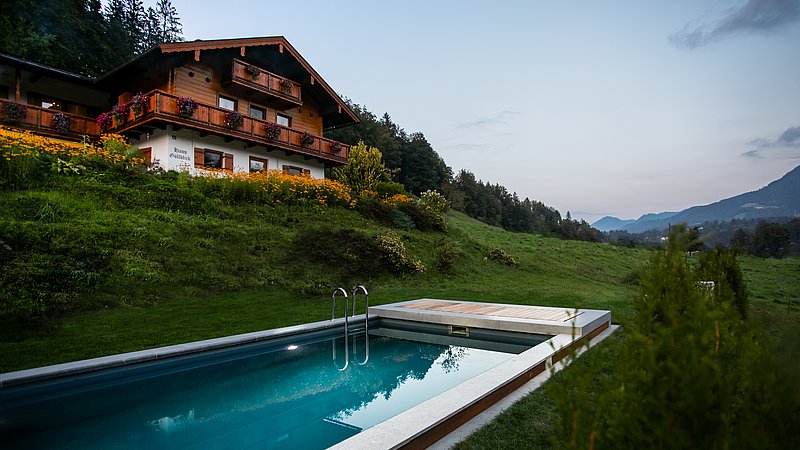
[0,0,183,76]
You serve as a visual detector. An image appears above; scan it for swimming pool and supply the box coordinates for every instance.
[0,319,548,449]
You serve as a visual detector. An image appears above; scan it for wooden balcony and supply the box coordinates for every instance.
[108,90,348,164]
[0,99,98,140]
[226,59,302,108]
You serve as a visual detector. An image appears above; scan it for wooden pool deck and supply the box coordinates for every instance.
[370,299,609,337]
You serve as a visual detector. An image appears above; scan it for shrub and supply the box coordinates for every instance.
[486,248,517,267]
[697,248,748,319]
[435,241,461,272]
[399,202,445,232]
[2,102,26,124]
[550,226,799,450]
[332,141,395,192]
[376,231,425,273]
[374,181,408,198]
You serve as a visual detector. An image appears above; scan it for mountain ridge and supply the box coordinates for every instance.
[593,165,800,233]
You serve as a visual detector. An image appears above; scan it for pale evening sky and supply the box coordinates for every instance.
[171,0,800,223]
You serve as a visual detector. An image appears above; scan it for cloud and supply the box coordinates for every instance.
[740,149,764,158]
[454,110,522,130]
[741,125,800,158]
[670,0,800,49]
[777,125,800,145]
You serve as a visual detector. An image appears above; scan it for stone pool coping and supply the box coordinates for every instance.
[0,316,358,388]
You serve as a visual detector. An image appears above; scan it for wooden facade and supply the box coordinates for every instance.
[0,36,358,173]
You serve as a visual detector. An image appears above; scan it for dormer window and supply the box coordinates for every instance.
[218,95,236,111]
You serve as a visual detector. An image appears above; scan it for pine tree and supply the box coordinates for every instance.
[155,0,183,43]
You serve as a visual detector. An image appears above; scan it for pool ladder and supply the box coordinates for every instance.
[331,285,369,371]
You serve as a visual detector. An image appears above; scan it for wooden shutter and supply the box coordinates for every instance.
[303,169,311,176]
[223,153,234,171]
[281,164,289,174]
[139,147,152,165]
[194,147,204,167]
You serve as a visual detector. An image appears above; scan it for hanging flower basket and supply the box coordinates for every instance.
[177,96,197,117]
[300,131,315,147]
[51,112,72,134]
[279,79,293,94]
[130,93,150,116]
[244,65,261,80]
[330,142,342,155]
[97,112,113,132]
[265,122,281,140]
[225,111,244,129]
[1,102,26,124]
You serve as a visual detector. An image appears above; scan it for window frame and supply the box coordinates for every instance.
[218,94,237,111]
[282,164,310,176]
[276,113,291,127]
[249,104,266,120]
[249,156,268,173]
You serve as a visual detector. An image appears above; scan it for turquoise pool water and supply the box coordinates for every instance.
[1,331,517,449]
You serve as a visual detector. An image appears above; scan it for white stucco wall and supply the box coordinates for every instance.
[132,127,326,178]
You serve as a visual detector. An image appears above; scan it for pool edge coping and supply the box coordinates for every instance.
[0,316,362,388]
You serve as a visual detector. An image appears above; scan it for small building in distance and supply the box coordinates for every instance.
[0,36,358,177]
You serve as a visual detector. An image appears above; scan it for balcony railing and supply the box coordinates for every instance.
[229,59,302,106]
[0,99,98,140]
[107,90,348,163]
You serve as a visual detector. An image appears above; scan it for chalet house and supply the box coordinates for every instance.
[0,37,358,177]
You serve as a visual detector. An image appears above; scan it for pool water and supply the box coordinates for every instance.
[1,331,517,449]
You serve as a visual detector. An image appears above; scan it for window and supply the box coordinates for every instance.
[218,95,237,111]
[194,148,233,170]
[249,156,268,172]
[249,104,266,120]
[276,113,291,127]
[282,165,310,176]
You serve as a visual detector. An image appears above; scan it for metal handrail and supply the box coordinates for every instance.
[351,285,369,365]
[331,287,349,371]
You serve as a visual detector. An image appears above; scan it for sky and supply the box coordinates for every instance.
[170,0,800,223]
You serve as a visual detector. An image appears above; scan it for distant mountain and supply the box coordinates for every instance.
[592,216,635,232]
[597,165,800,234]
[592,211,677,232]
